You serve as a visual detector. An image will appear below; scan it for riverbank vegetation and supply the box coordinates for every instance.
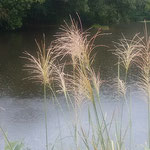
[1,0,150,30]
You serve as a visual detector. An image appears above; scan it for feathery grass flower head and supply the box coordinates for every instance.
[113,34,143,72]
[138,73,150,97]
[71,67,94,104]
[136,38,150,96]
[113,78,127,98]
[90,69,103,97]
[53,16,101,68]
[71,67,103,106]
[23,37,56,86]
[54,63,73,97]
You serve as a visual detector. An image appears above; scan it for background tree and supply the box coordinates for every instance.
[0,0,44,30]
[1,0,150,31]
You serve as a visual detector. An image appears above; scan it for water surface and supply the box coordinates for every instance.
[0,23,149,150]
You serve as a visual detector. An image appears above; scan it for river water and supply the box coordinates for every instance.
[0,23,149,150]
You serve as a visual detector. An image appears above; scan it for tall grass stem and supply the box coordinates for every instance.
[0,127,13,150]
[44,84,49,150]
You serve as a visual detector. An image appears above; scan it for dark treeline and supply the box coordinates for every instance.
[0,0,150,31]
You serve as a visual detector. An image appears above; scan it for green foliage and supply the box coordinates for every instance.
[5,141,24,150]
[1,0,150,30]
[0,127,26,150]
[68,0,89,13]
[0,0,45,30]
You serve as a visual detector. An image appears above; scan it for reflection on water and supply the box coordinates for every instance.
[0,23,149,149]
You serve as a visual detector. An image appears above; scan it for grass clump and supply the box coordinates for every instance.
[2,17,150,150]
[22,17,135,150]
